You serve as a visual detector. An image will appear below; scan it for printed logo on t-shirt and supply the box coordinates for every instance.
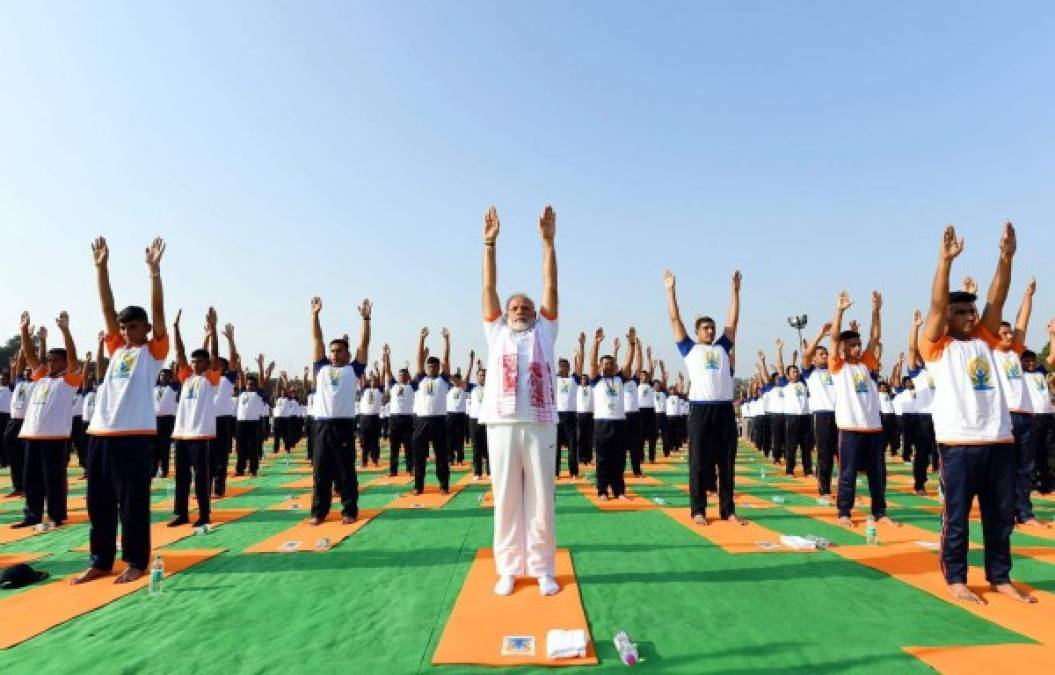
[114,350,138,379]
[1029,374,1048,393]
[328,368,342,387]
[15,386,28,407]
[852,370,869,394]
[793,383,806,398]
[1001,357,1022,380]
[820,371,833,385]
[560,381,570,394]
[926,373,935,389]
[704,350,719,370]
[967,356,994,391]
[184,379,201,400]
[31,381,50,405]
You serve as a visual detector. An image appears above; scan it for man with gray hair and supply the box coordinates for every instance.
[480,204,560,597]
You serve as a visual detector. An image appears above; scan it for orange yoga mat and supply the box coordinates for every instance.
[0,513,89,545]
[385,485,463,510]
[243,509,382,553]
[73,509,255,552]
[575,485,656,511]
[1014,546,1055,565]
[622,475,663,486]
[783,506,972,548]
[362,474,414,487]
[662,508,810,554]
[0,548,224,650]
[1012,524,1055,542]
[673,485,774,510]
[639,462,681,473]
[555,475,588,485]
[904,644,1055,675]
[453,473,490,488]
[432,548,597,667]
[151,485,255,512]
[835,542,1055,644]
[281,477,315,489]
[0,552,45,567]
[479,490,494,508]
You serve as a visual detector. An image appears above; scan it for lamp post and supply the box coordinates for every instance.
[787,314,808,352]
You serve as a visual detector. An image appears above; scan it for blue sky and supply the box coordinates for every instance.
[2,2,1053,381]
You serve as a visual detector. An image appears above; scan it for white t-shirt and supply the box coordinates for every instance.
[556,376,578,413]
[878,391,894,415]
[829,352,881,432]
[592,375,630,421]
[576,384,593,415]
[677,335,735,403]
[446,386,468,414]
[358,386,383,415]
[1024,368,1054,415]
[665,394,679,416]
[172,366,222,440]
[803,366,835,413]
[273,397,290,418]
[781,378,810,416]
[388,381,415,415]
[654,391,667,413]
[993,346,1032,414]
[312,358,366,420]
[11,380,32,419]
[909,367,936,415]
[20,367,83,439]
[214,373,236,416]
[0,385,11,415]
[237,391,267,422]
[467,383,485,420]
[154,383,179,416]
[89,335,169,436]
[82,390,96,419]
[413,374,451,417]
[638,382,656,409]
[480,313,558,425]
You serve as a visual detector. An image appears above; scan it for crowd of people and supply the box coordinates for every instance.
[0,216,1050,606]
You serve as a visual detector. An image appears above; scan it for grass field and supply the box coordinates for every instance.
[1,439,1052,674]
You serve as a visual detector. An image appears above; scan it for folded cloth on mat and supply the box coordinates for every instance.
[546,628,588,659]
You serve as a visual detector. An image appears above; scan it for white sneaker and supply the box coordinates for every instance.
[494,575,516,596]
[538,575,559,596]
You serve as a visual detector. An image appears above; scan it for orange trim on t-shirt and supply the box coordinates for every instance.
[149,335,170,360]
[31,365,48,382]
[176,365,193,383]
[484,311,502,323]
[918,334,950,363]
[19,433,73,441]
[205,368,222,386]
[540,307,558,321]
[973,323,1000,349]
[935,436,1014,446]
[87,428,158,437]
[63,371,84,388]
[828,353,844,375]
[860,352,878,371]
[105,333,126,356]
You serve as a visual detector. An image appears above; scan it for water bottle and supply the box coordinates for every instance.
[35,517,51,532]
[760,467,767,481]
[149,555,164,596]
[613,630,638,666]
[285,455,291,468]
[166,481,175,501]
[770,495,785,505]
[816,496,831,506]
[937,482,944,503]
[289,494,300,510]
[653,497,667,506]
[865,515,878,545]
[194,524,210,536]
[315,537,330,551]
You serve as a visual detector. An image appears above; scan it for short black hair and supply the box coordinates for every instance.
[426,356,440,366]
[117,305,149,324]
[948,291,977,305]
[1000,320,1012,329]
[558,358,570,367]
[160,368,172,375]
[190,348,210,360]
[1022,350,1037,360]
[329,338,350,351]
[839,330,860,342]
[398,367,409,375]
[217,357,230,370]
[246,373,259,381]
[695,316,716,330]
[46,348,67,359]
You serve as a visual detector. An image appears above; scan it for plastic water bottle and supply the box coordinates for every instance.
[770,495,785,505]
[865,515,878,545]
[613,630,638,666]
[166,481,175,501]
[289,494,300,510]
[760,467,767,481]
[315,537,330,551]
[653,497,667,506]
[194,524,211,536]
[35,517,51,532]
[285,455,291,468]
[149,555,164,596]
[937,482,944,503]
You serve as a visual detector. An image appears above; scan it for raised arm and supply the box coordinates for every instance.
[775,338,786,376]
[802,322,831,366]
[95,331,105,380]
[981,222,1016,336]
[923,225,964,342]
[890,352,904,386]
[908,309,922,369]
[310,296,324,363]
[1046,320,1055,369]
[440,327,451,377]
[1015,278,1035,345]
[589,328,603,379]
[645,345,655,381]
[865,291,882,358]
[173,309,188,372]
[659,359,668,387]
[465,349,475,383]
[356,298,372,364]
[91,237,120,336]
[416,327,428,376]
[621,328,636,379]
[831,291,853,358]
[145,238,167,341]
[539,205,558,318]
[206,307,219,370]
[575,332,586,379]
[725,270,741,343]
[19,313,40,371]
[223,323,240,371]
[663,270,689,343]
[382,344,392,383]
[54,312,79,373]
[482,206,501,321]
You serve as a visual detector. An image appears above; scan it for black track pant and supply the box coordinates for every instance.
[688,403,737,520]
[413,416,450,493]
[311,419,359,520]
[813,412,837,496]
[86,434,152,572]
[784,414,813,475]
[210,416,234,496]
[174,439,211,519]
[153,415,175,477]
[577,413,594,463]
[235,420,260,475]
[912,413,937,491]
[22,439,68,524]
[557,411,579,477]
[358,414,381,466]
[445,413,466,463]
[3,418,25,492]
[640,407,658,463]
[594,419,626,498]
[388,415,413,475]
[625,412,643,476]
[836,430,887,519]
[469,417,489,476]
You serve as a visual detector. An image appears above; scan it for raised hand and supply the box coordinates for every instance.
[821,321,833,334]
[872,290,882,310]
[484,206,500,242]
[37,326,47,341]
[440,327,450,340]
[999,221,1016,259]
[663,270,676,290]
[941,224,965,261]
[837,290,853,311]
[613,337,622,352]
[420,327,429,340]
[469,349,475,363]
[1026,277,1037,297]
[256,353,265,368]
[775,337,784,350]
[206,306,217,327]
[732,270,742,292]
[145,237,166,270]
[913,309,923,327]
[1048,318,1055,336]
[91,237,109,267]
[646,345,653,359]
[578,331,586,345]
[56,311,70,331]
[594,328,604,344]
[267,360,276,372]
[21,311,30,329]
[627,326,637,345]
[358,299,372,319]
[223,323,234,340]
[382,343,391,357]
[962,275,978,295]
[849,319,860,333]
[97,330,105,342]
[538,204,556,242]
[310,296,322,315]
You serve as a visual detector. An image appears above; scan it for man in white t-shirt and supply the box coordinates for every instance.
[14,311,83,528]
[445,364,470,466]
[3,353,32,497]
[358,373,384,468]
[411,327,452,495]
[587,328,636,502]
[381,344,414,476]
[919,223,1035,604]
[309,296,370,525]
[555,357,579,478]
[480,204,560,597]
[575,336,594,465]
[802,322,838,497]
[466,358,489,479]
[1022,332,1055,494]
[663,268,743,526]
[169,308,222,528]
[153,367,179,478]
[210,323,239,497]
[74,236,170,585]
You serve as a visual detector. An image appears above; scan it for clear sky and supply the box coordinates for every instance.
[2,2,1053,382]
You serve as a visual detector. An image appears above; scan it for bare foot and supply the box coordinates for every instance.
[837,516,854,527]
[115,567,145,584]
[1019,518,1051,529]
[727,514,749,526]
[949,583,985,604]
[341,515,356,525]
[877,516,901,527]
[617,494,631,502]
[692,514,708,526]
[991,582,1038,604]
[308,517,322,526]
[440,489,449,496]
[70,567,110,585]
[598,494,609,501]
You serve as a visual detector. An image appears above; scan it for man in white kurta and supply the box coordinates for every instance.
[480,203,561,597]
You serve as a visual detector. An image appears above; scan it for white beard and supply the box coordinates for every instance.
[508,316,536,332]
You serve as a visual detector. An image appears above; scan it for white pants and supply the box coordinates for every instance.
[487,422,557,577]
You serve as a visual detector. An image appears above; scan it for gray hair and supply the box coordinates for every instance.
[505,293,535,311]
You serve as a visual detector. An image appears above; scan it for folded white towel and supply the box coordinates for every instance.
[779,535,817,551]
[546,629,588,659]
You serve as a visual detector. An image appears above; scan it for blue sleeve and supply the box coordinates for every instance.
[223,370,238,384]
[313,357,330,375]
[440,374,451,386]
[676,337,695,357]
[465,383,475,392]
[777,376,788,387]
[410,374,422,391]
[590,376,601,386]
[761,383,772,393]
[715,334,733,353]
[1039,365,1049,375]
[388,378,397,387]
[351,360,366,377]
[801,366,814,379]
[907,367,922,378]
[572,374,581,385]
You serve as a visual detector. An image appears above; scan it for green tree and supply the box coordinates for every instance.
[0,334,21,372]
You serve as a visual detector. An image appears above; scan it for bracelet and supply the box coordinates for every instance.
[363,318,371,321]
[484,240,496,246]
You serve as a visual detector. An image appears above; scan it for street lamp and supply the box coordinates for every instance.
[787,314,808,352]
